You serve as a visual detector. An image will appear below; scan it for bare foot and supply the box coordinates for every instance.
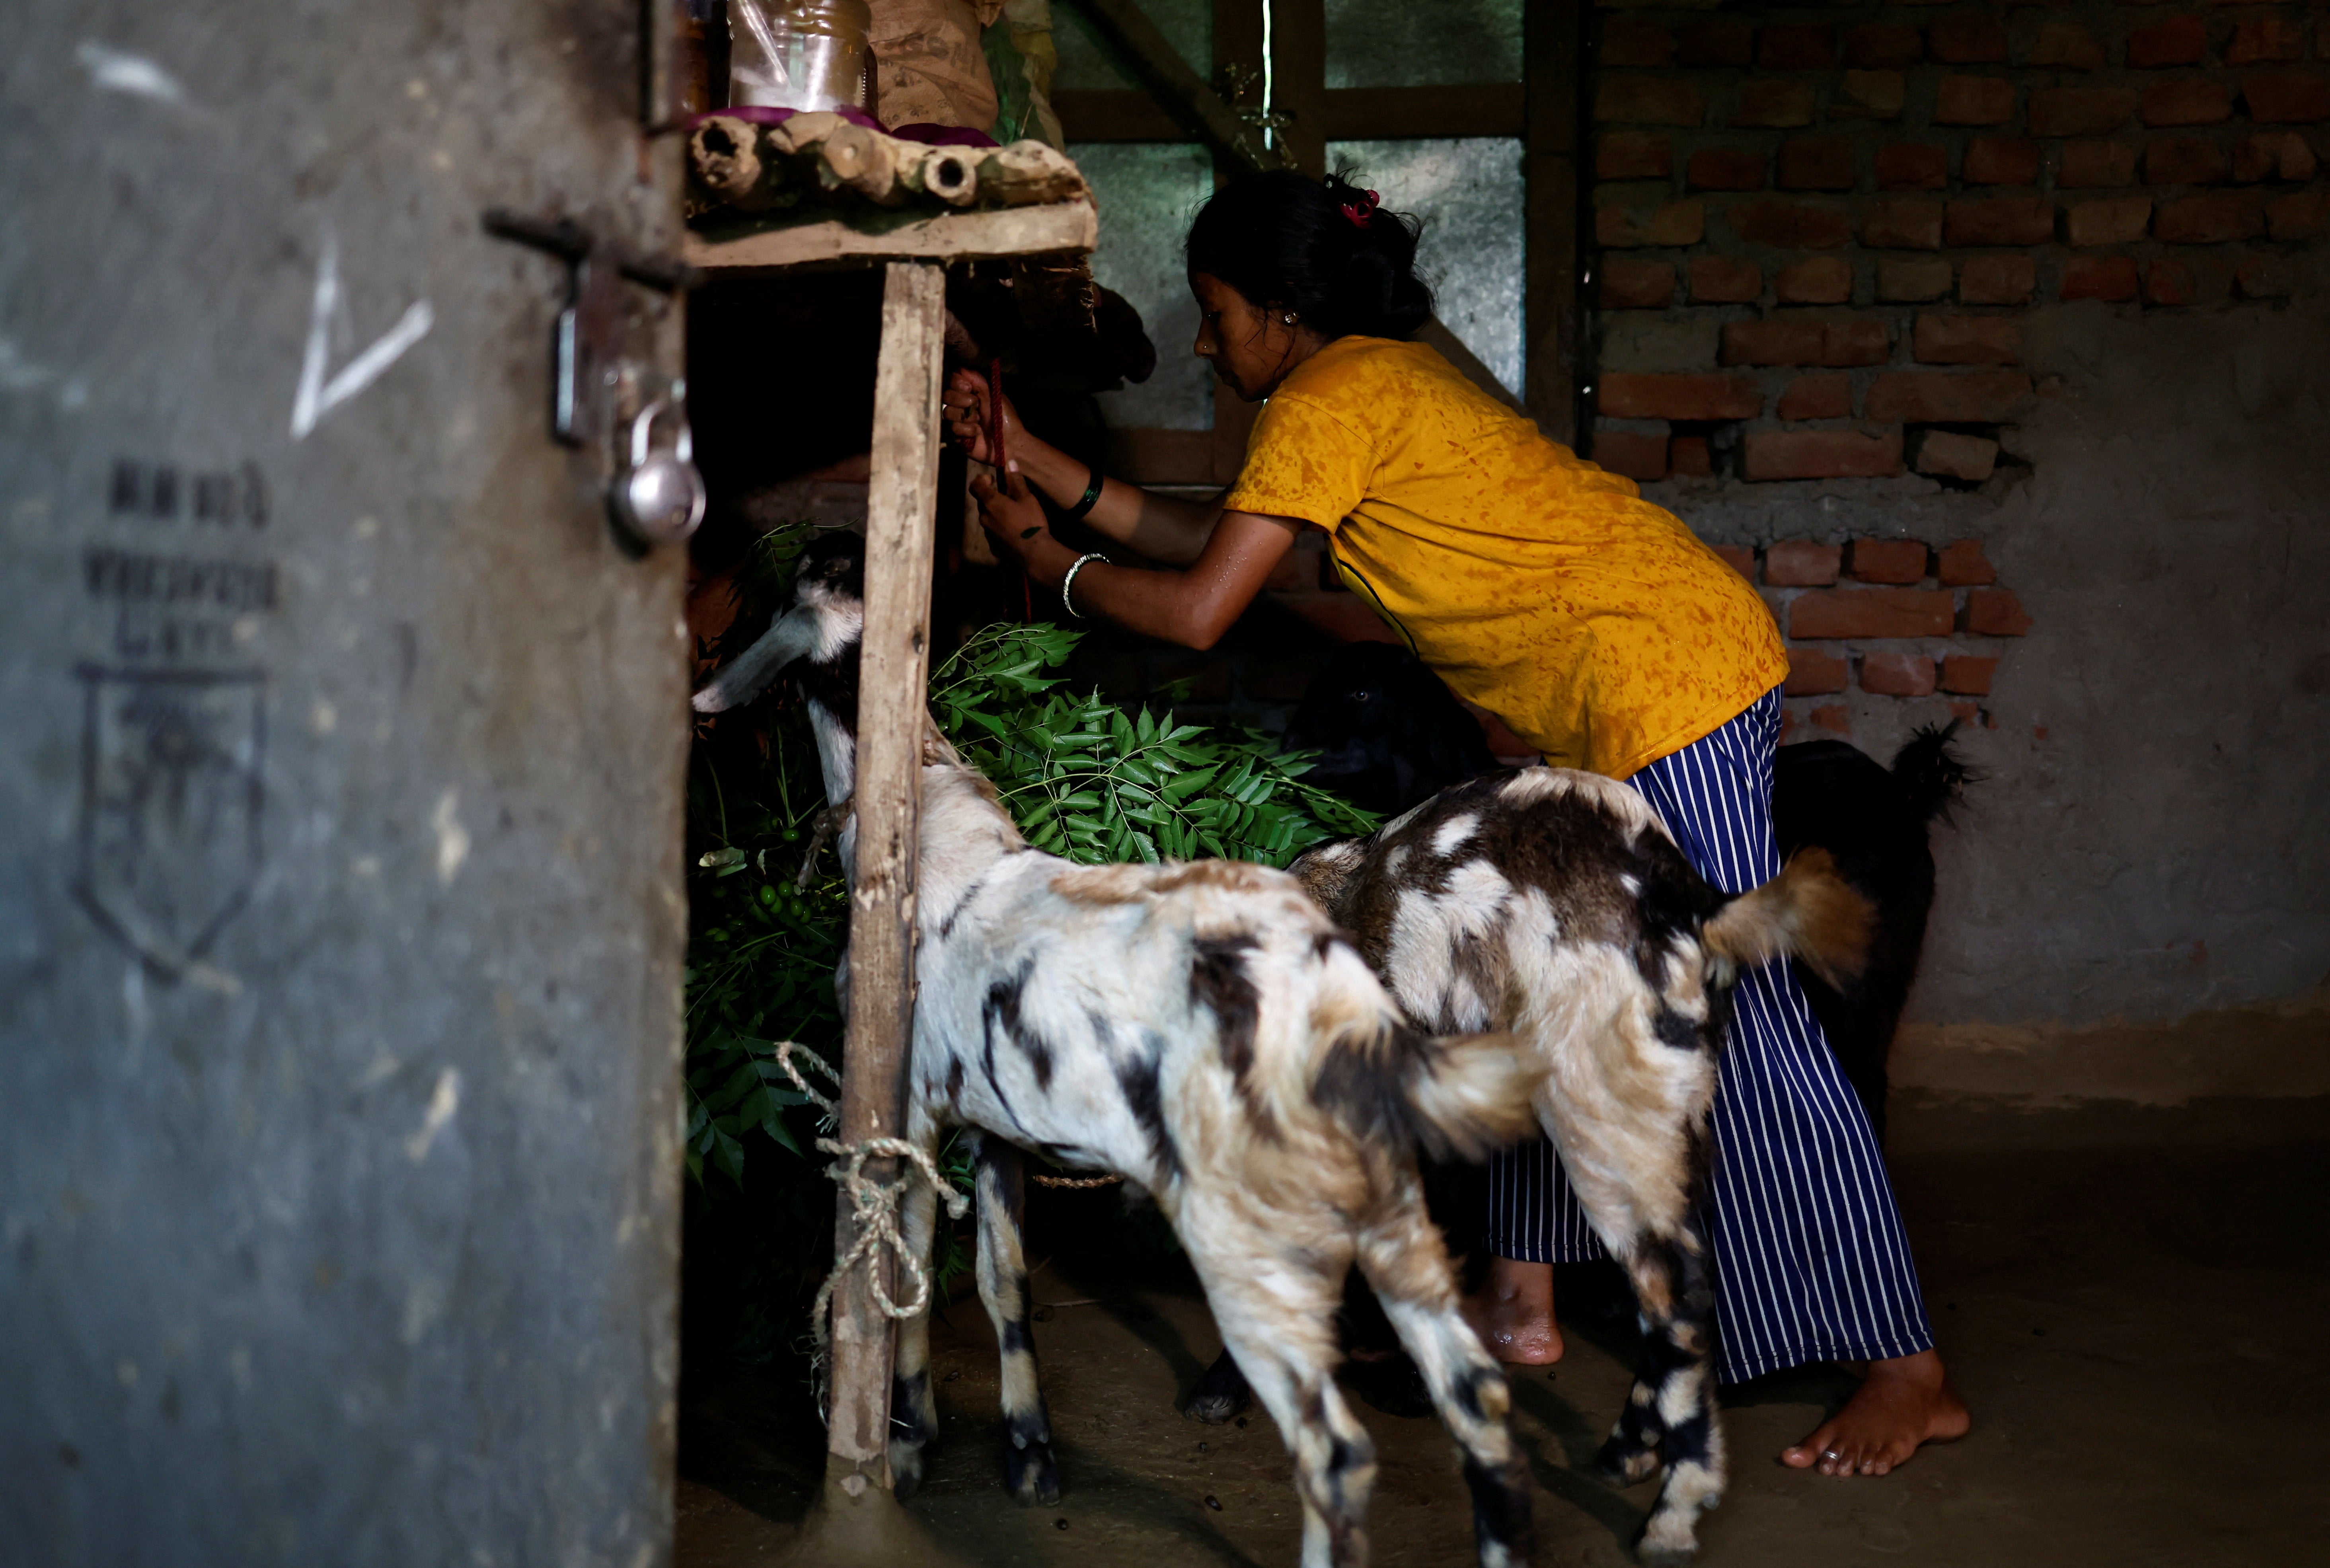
[1781,1350,1970,1476]
[1464,1257,1564,1365]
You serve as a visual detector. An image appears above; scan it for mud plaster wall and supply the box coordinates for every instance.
[1640,292,2330,1094]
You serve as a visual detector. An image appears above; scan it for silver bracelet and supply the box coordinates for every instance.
[1061,552,1109,619]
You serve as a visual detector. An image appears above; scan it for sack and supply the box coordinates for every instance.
[869,0,1001,131]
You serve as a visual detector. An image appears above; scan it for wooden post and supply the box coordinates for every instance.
[1525,0,1586,447]
[825,259,948,1508]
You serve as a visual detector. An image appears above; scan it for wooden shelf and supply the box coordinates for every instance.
[684,198,1097,272]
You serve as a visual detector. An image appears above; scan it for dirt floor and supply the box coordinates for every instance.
[675,1096,2330,1567]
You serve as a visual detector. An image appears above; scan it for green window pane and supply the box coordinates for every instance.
[1053,0,1213,91]
[1327,138,1525,398]
[1325,0,1522,88]
[1071,142,1217,431]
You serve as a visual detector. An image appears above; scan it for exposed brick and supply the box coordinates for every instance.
[1849,538,1931,583]
[1688,146,1768,191]
[2153,190,2266,241]
[1594,429,1670,482]
[1711,543,1755,580]
[1670,436,1714,476]
[1929,12,2009,64]
[1731,199,1855,248]
[2057,138,2140,187]
[1861,652,1939,697]
[1761,23,1838,69]
[1935,75,2018,125]
[1834,70,1907,120]
[1939,654,1998,695]
[1960,253,2037,304]
[1776,256,1855,304]
[1597,132,1673,180]
[2126,16,2207,68]
[1876,143,1950,190]
[2235,253,2292,298]
[1779,373,1855,420]
[2029,87,2138,136]
[1945,197,2055,246]
[2145,136,2229,185]
[1778,138,1857,191]
[1810,703,1852,736]
[1722,318,1879,367]
[1936,538,1999,585]
[2233,131,2318,182]
[1964,136,2040,185]
[1879,256,1955,301]
[2061,254,2143,300]
[1746,429,1906,481]
[1689,255,1764,302]
[1789,587,1956,638]
[1598,199,1708,247]
[2227,17,2307,66]
[1596,77,1705,126]
[1965,588,2033,637]
[1913,429,2001,481]
[1601,20,1676,68]
[1864,197,1946,248]
[1733,80,1818,128]
[1865,370,2034,422]
[1676,18,1755,68]
[2268,189,2330,239]
[2245,70,2330,123]
[1601,258,1677,310]
[2144,255,2198,304]
[2067,195,2153,245]
[1785,648,1851,696]
[2142,78,2234,127]
[1598,373,1762,421]
[2027,21,2103,71]
[1915,314,2023,365]
[1846,24,1924,70]
[1766,541,1842,586]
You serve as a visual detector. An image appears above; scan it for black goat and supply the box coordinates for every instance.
[1285,643,1972,1138]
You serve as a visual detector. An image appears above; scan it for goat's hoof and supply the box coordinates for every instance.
[1635,1515,1701,1566]
[1595,1439,1662,1490]
[1185,1351,1254,1424]
[1344,1354,1436,1420]
[1006,1439,1060,1507]
[889,1439,927,1502]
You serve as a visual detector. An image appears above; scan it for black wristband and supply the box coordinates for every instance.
[1061,466,1104,523]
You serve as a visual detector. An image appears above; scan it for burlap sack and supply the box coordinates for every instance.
[869,0,1003,131]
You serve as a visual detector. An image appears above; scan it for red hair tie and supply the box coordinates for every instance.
[1340,189,1380,228]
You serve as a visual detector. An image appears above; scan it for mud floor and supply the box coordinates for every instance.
[676,1097,2330,1566]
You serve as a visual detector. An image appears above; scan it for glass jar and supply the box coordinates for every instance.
[727,0,875,115]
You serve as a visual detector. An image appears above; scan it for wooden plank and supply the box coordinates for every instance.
[1272,0,1328,177]
[1524,0,1584,444]
[1060,0,1264,173]
[825,259,948,1494]
[1052,88,1187,142]
[683,199,1097,271]
[1319,84,1527,141]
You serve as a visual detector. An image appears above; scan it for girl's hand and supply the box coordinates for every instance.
[970,466,1052,565]
[941,367,1022,467]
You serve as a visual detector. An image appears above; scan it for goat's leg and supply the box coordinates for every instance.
[1186,1348,1255,1424]
[1359,1208,1533,1568]
[1607,1209,1724,1566]
[886,1113,944,1500]
[971,1134,1058,1505]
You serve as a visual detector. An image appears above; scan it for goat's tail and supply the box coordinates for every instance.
[1891,720,1977,826]
[1313,1021,1543,1165]
[1701,846,1873,991]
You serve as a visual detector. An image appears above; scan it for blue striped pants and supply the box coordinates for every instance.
[1485,687,1936,1383]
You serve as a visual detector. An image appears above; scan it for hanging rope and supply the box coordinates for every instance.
[773,1043,971,1357]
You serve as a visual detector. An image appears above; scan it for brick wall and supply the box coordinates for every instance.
[1587,0,2328,737]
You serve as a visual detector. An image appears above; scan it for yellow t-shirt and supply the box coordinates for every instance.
[1221,336,1786,780]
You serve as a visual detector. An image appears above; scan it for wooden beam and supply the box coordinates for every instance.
[683,199,1097,271]
[1271,0,1328,176]
[826,260,948,1500]
[1318,84,1526,142]
[1052,88,1186,141]
[1059,0,1264,173]
[1524,0,1584,444]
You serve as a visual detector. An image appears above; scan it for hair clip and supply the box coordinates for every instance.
[1340,189,1380,228]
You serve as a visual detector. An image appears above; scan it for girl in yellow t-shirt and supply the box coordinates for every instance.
[943,169,1966,1479]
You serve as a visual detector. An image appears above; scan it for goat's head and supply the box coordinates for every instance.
[690,530,865,714]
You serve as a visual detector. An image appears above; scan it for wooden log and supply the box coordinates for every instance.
[821,121,907,206]
[974,141,1087,206]
[689,115,764,206]
[911,146,980,207]
[681,199,1096,272]
[824,259,948,1498]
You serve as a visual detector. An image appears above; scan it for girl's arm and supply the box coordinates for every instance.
[971,468,1303,651]
[942,368,1222,566]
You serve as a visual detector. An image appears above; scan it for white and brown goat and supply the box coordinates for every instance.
[695,533,1544,1568]
[1270,767,1868,1562]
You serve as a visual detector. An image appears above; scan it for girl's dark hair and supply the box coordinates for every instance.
[1184,169,1434,341]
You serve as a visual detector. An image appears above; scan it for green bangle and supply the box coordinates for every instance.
[1062,466,1103,523]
